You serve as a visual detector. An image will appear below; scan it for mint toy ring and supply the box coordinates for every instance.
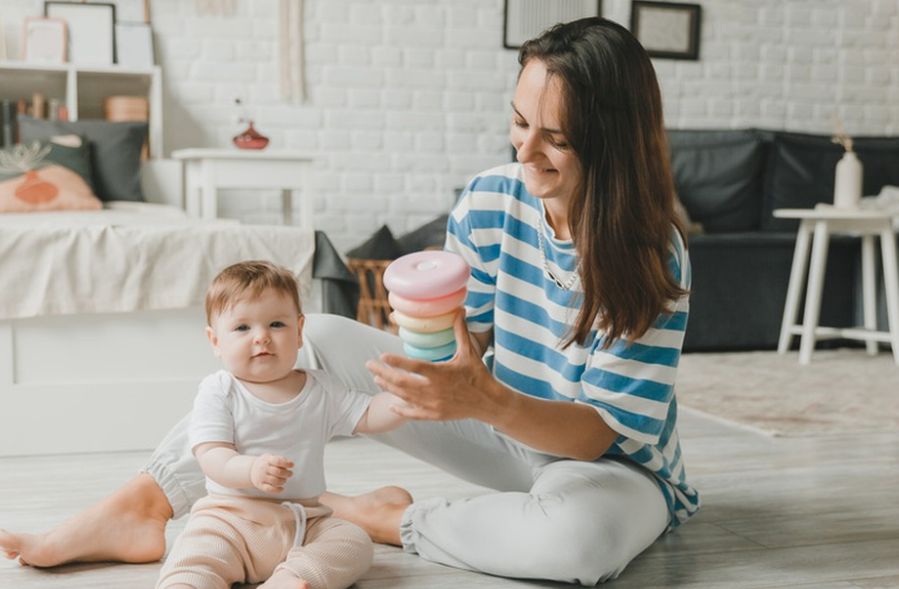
[398,326,455,348]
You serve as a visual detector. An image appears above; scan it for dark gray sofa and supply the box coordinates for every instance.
[343,128,899,352]
[674,128,899,351]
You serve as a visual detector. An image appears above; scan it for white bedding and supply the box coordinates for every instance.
[0,202,315,320]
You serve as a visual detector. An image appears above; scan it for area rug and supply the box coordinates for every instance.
[675,349,899,437]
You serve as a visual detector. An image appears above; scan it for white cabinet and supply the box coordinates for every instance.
[0,62,162,158]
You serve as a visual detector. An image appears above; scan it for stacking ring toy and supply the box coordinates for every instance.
[392,310,457,332]
[398,326,455,349]
[388,287,467,318]
[383,251,470,300]
[403,341,457,362]
[384,251,471,362]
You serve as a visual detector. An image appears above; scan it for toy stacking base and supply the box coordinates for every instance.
[383,251,471,362]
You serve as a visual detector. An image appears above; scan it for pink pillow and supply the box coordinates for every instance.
[0,135,102,213]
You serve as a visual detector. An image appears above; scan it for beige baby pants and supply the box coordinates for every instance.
[157,494,373,589]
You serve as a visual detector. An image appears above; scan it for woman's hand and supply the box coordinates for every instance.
[366,311,504,422]
[369,311,618,460]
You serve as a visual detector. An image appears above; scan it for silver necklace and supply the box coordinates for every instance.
[537,221,581,291]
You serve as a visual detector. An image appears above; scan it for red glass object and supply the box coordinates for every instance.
[232,121,269,150]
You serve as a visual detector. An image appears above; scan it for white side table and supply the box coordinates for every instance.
[775,206,899,365]
[171,148,317,229]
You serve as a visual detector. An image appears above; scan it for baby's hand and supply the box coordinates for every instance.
[250,453,294,493]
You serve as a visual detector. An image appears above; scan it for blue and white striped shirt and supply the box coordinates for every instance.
[446,163,699,528]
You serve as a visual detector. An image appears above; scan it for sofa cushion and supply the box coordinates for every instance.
[667,129,767,233]
[761,131,899,232]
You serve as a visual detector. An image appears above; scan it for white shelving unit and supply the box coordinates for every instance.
[0,61,163,158]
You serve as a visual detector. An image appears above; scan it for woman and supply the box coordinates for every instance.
[0,17,696,586]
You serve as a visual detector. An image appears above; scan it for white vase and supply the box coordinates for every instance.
[833,151,863,210]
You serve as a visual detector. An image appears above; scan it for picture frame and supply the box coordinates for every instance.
[630,1,702,60]
[503,0,602,49]
[109,0,150,24]
[0,13,8,60]
[22,16,67,64]
[45,1,117,66]
[115,22,154,67]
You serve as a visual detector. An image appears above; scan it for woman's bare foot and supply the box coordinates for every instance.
[320,486,412,546]
[259,569,311,589]
[0,473,171,567]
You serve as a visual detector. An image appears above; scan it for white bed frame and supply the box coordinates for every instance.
[0,307,217,457]
[0,162,322,457]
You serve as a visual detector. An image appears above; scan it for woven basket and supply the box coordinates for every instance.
[346,258,395,333]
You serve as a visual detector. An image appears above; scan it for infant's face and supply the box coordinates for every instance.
[207,290,303,384]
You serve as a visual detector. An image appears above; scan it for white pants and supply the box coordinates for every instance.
[145,314,669,586]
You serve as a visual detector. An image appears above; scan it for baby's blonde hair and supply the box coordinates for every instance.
[205,260,301,325]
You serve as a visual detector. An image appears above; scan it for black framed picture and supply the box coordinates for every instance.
[115,22,154,67]
[503,0,603,49]
[630,1,701,60]
[45,1,117,65]
[109,0,150,24]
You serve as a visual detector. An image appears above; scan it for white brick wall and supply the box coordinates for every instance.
[3,0,898,253]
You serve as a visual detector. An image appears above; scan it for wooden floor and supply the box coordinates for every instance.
[1,407,898,589]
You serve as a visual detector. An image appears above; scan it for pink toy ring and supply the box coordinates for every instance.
[383,251,470,300]
[392,309,457,332]
[388,287,466,318]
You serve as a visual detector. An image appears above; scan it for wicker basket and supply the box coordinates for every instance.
[346,258,395,333]
[103,95,149,121]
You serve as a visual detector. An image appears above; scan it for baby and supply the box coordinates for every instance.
[157,260,408,589]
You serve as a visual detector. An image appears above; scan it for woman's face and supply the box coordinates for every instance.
[510,59,583,207]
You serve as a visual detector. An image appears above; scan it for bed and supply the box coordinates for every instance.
[0,159,320,458]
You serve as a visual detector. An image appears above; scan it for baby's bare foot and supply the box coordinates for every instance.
[258,568,311,589]
[0,473,170,567]
[0,529,26,563]
[321,486,413,546]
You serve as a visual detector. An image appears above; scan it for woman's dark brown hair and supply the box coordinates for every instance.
[518,17,688,347]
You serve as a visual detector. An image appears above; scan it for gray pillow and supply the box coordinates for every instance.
[18,117,148,202]
[397,214,449,255]
[347,225,402,260]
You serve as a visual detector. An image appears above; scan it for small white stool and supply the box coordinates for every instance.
[775,207,899,365]
[172,148,317,228]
